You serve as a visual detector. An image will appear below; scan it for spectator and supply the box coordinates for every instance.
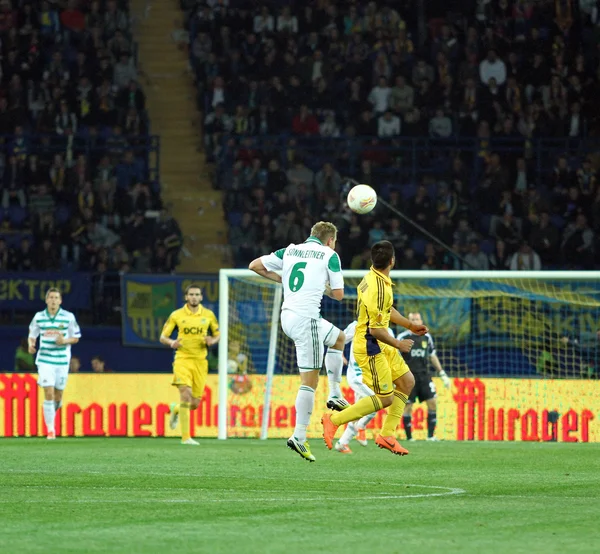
[510,242,542,270]
[530,212,560,267]
[14,338,35,372]
[70,356,81,374]
[292,104,319,135]
[350,247,371,269]
[389,75,414,115]
[488,239,510,270]
[429,108,452,138]
[91,355,113,373]
[377,110,401,138]
[368,76,392,115]
[561,214,595,268]
[464,241,489,270]
[479,49,507,86]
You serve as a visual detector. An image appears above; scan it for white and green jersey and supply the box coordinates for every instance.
[28,308,81,367]
[261,236,344,319]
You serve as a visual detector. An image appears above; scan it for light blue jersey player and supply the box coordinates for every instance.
[335,321,395,454]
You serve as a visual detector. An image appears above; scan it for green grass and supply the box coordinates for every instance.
[1,439,599,554]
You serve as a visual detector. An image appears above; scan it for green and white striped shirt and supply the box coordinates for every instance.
[28,308,81,367]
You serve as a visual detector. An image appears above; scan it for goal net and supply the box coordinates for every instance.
[218,270,600,442]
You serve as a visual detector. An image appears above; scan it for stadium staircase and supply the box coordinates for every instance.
[132,0,229,273]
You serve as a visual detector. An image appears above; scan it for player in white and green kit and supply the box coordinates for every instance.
[249,221,348,462]
[28,288,82,439]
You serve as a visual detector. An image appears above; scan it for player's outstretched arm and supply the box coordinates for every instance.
[249,258,282,283]
[390,307,428,335]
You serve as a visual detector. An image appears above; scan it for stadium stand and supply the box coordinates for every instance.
[0,0,179,278]
[183,0,600,270]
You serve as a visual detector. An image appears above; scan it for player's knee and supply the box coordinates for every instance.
[43,387,55,401]
[379,394,393,408]
[54,390,63,402]
[300,370,319,390]
[397,372,415,396]
[179,387,193,403]
[428,399,437,411]
[332,331,345,350]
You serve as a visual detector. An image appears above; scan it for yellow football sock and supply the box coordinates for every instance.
[173,404,180,415]
[331,395,383,426]
[381,391,408,436]
[180,402,191,441]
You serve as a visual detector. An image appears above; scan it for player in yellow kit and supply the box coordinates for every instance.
[322,241,428,455]
[160,284,219,445]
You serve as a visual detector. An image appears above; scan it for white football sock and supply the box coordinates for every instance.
[43,400,56,433]
[356,412,377,430]
[338,421,357,446]
[325,348,343,399]
[293,385,315,443]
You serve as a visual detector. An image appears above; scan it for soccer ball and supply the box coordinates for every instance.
[347,184,377,214]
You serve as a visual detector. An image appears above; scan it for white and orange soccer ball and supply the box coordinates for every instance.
[347,184,377,214]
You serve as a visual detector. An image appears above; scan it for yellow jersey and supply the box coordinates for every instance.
[161,304,219,360]
[353,266,394,357]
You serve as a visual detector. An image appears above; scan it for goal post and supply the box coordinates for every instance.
[218,269,600,441]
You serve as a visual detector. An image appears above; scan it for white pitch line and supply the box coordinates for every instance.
[0,482,466,503]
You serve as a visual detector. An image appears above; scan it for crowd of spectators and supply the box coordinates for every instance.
[0,0,181,275]
[183,0,600,270]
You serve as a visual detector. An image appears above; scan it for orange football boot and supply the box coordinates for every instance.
[321,413,339,449]
[375,434,409,456]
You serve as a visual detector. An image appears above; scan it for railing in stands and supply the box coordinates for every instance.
[217,135,600,187]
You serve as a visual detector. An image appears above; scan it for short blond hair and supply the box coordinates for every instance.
[45,288,62,299]
[310,221,338,244]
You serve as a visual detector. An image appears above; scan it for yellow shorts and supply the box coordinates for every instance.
[172,358,208,399]
[355,344,410,397]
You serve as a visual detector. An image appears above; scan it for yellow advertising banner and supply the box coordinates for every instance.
[0,373,597,442]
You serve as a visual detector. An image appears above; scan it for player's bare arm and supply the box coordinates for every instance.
[160,335,181,349]
[28,337,37,354]
[391,307,428,335]
[324,283,344,301]
[369,327,413,352]
[55,336,79,346]
[205,335,219,346]
[249,258,282,283]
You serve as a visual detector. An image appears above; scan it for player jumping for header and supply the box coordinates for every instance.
[249,221,349,462]
[28,288,82,440]
[322,241,429,456]
[397,312,451,441]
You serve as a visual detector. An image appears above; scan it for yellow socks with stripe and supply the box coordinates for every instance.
[180,402,191,441]
[331,395,383,426]
[381,391,408,436]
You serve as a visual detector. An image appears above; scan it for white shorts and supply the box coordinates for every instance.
[347,375,375,400]
[281,310,341,372]
[37,363,69,390]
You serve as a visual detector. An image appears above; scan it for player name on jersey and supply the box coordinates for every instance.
[285,248,326,260]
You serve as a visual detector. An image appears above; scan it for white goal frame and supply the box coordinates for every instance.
[218,269,599,440]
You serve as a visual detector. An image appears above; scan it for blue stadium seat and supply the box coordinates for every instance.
[228,212,243,227]
[410,238,427,255]
[9,207,28,227]
[55,205,71,225]
[551,215,565,229]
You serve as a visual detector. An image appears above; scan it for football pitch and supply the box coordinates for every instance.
[1,439,599,554]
